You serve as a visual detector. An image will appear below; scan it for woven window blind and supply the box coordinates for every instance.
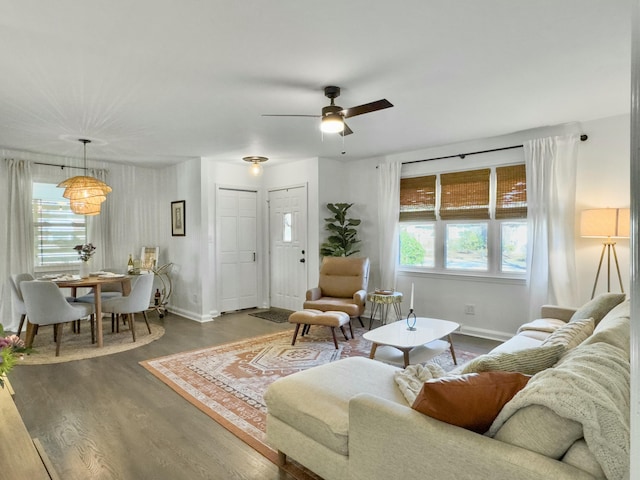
[440,169,490,219]
[495,164,527,219]
[399,175,436,221]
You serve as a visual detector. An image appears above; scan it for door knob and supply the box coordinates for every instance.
[299,258,305,263]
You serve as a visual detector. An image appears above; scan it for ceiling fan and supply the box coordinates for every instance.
[263,86,393,136]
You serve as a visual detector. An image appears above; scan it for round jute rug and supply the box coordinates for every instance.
[17,320,165,365]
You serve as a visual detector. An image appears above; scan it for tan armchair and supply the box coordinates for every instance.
[304,257,370,327]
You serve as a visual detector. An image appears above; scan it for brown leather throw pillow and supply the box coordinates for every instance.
[411,371,530,434]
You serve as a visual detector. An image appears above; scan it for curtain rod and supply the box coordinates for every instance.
[33,161,88,171]
[402,134,588,165]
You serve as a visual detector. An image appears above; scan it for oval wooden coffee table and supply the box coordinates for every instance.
[362,317,460,367]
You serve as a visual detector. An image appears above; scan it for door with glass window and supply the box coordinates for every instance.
[269,186,307,310]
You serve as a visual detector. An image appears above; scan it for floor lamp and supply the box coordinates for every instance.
[580,208,630,299]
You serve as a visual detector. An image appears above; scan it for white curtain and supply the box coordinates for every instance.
[524,134,580,320]
[377,160,402,290]
[0,159,34,330]
[87,167,110,270]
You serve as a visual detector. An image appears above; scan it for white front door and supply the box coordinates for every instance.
[217,188,258,312]
[269,185,307,311]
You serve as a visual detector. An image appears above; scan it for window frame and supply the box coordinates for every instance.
[32,180,88,272]
[398,162,527,280]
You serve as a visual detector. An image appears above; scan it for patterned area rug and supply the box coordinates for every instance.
[140,326,477,478]
[248,308,294,323]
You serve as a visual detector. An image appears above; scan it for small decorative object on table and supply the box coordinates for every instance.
[74,243,96,278]
[407,283,417,331]
[0,326,28,388]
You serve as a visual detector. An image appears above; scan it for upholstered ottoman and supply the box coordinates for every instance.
[289,309,353,349]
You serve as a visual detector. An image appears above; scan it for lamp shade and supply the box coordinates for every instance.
[580,208,630,238]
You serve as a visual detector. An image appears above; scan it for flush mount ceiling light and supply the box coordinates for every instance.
[243,156,268,176]
[57,139,112,216]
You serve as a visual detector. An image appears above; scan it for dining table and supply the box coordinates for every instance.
[51,275,132,347]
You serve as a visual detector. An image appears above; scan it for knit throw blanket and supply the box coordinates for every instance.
[393,363,446,405]
[488,342,630,480]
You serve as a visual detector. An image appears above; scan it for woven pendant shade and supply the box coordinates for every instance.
[70,200,101,216]
[57,139,111,215]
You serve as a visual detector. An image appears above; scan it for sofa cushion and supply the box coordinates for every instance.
[569,293,626,325]
[460,344,565,376]
[493,404,583,458]
[412,371,530,434]
[562,439,606,479]
[581,301,630,357]
[540,318,594,350]
[517,318,566,334]
[264,356,404,456]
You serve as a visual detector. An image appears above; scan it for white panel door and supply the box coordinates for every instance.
[218,188,258,312]
[269,186,307,311]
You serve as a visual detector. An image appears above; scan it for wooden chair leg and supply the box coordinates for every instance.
[356,316,364,328]
[17,314,26,338]
[129,313,136,342]
[330,327,339,349]
[302,324,310,336]
[90,314,95,344]
[339,325,349,341]
[348,320,354,339]
[291,323,301,346]
[25,321,37,348]
[142,311,151,334]
[277,450,287,467]
[54,323,63,357]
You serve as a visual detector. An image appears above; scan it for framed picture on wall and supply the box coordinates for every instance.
[171,200,186,236]
[141,246,159,271]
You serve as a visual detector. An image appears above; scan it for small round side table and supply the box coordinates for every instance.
[367,291,403,329]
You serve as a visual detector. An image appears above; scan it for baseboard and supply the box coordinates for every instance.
[458,325,513,342]
[166,306,214,323]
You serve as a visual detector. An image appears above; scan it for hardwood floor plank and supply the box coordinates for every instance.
[8,310,498,479]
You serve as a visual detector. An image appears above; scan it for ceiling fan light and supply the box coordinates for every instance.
[321,113,344,133]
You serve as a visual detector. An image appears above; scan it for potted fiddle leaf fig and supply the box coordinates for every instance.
[320,203,361,257]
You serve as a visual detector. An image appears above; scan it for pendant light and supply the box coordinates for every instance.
[57,139,112,215]
[243,156,268,176]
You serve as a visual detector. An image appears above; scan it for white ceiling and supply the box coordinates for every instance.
[0,0,631,168]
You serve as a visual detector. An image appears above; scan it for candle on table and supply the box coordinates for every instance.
[410,283,414,310]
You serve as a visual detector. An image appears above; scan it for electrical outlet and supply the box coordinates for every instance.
[464,304,475,315]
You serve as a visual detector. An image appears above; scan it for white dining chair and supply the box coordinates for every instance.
[21,280,95,356]
[101,273,154,342]
[9,273,34,337]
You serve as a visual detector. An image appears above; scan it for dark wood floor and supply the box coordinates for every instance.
[8,311,499,480]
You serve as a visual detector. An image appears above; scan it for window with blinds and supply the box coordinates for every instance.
[33,183,86,266]
[439,169,490,219]
[398,163,528,275]
[495,164,527,219]
[399,175,436,221]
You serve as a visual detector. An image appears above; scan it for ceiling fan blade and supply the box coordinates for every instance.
[343,99,393,118]
[340,123,354,136]
[262,114,320,117]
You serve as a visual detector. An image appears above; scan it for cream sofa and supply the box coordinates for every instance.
[264,294,629,480]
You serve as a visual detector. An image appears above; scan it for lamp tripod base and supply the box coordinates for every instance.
[590,240,625,299]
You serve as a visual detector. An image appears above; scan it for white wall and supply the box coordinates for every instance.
[575,114,631,300]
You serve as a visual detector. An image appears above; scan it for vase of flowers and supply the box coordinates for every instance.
[0,326,27,388]
[74,243,96,278]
